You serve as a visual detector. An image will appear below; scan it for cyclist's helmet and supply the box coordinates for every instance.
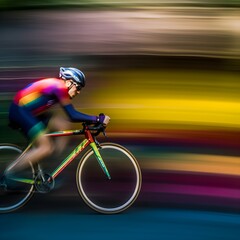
[59,67,86,89]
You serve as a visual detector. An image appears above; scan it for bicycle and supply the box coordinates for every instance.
[0,123,142,214]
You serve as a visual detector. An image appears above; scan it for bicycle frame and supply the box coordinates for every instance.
[9,126,111,185]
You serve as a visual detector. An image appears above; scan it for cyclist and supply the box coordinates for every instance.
[7,67,110,172]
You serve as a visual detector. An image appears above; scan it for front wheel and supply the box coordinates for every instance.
[76,143,142,214]
[0,144,35,213]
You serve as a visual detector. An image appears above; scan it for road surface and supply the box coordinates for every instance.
[0,192,239,240]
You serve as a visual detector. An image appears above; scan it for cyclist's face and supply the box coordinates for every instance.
[66,81,81,98]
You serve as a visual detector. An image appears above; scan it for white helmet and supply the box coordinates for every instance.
[59,67,86,89]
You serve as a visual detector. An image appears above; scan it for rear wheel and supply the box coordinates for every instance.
[0,144,35,213]
[76,143,142,214]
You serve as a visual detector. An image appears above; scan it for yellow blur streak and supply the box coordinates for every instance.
[142,153,240,176]
[85,70,240,129]
[101,98,240,127]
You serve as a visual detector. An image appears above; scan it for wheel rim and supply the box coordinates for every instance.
[0,145,34,212]
[77,144,141,213]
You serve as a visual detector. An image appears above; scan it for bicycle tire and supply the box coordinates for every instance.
[76,143,142,214]
[0,144,35,213]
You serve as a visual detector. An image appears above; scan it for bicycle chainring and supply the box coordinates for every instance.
[34,173,55,193]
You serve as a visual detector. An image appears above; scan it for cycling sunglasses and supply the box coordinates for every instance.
[70,82,82,91]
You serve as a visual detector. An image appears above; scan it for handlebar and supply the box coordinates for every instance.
[82,122,107,137]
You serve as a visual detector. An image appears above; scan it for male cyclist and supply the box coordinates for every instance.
[7,67,110,172]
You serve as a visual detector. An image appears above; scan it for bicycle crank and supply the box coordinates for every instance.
[34,172,55,193]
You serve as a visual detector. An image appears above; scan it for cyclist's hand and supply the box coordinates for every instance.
[98,113,110,126]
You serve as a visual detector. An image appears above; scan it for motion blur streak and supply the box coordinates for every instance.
[84,70,240,130]
[142,154,239,175]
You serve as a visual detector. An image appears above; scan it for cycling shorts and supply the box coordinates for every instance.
[8,103,51,141]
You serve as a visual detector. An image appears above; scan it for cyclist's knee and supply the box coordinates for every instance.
[48,115,71,131]
[35,135,54,157]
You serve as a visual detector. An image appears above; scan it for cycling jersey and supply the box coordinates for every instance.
[13,78,70,114]
[9,78,97,140]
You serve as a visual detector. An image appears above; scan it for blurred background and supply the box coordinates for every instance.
[0,0,239,232]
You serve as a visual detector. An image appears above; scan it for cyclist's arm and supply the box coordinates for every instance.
[53,81,98,123]
[63,104,98,123]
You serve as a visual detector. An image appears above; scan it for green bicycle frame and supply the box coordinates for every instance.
[9,127,111,184]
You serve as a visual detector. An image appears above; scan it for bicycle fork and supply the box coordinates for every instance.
[90,142,111,180]
[84,127,111,180]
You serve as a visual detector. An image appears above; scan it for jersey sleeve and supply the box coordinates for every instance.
[52,79,97,122]
[63,104,98,123]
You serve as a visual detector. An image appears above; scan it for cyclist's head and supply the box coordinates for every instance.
[59,67,85,91]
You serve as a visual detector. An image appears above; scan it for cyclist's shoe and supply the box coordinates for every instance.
[0,170,18,191]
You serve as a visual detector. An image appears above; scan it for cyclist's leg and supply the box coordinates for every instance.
[7,104,54,173]
[47,114,71,132]
[8,134,54,172]
[47,114,71,155]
